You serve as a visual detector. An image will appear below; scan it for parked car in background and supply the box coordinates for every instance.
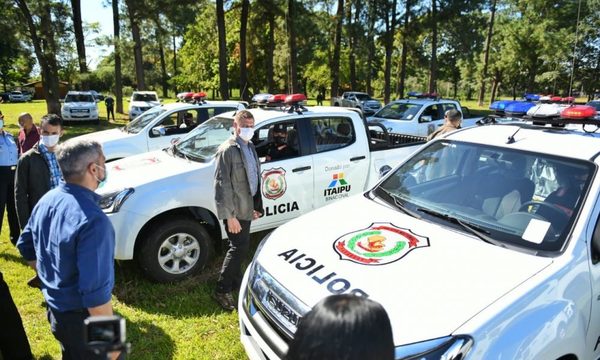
[89,90,105,101]
[331,91,382,116]
[76,101,246,161]
[61,91,99,123]
[8,91,27,102]
[129,91,160,120]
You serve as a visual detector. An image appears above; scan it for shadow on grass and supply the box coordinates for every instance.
[113,230,272,317]
[0,251,29,266]
[120,318,176,360]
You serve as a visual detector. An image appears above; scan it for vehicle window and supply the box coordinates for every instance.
[420,105,442,121]
[175,116,234,161]
[373,102,422,121]
[124,106,167,134]
[253,121,300,163]
[354,94,370,101]
[311,117,355,153]
[133,93,158,102]
[65,94,94,103]
[377,140,593,253]
[441,103,457,113]
[196,107,236,123]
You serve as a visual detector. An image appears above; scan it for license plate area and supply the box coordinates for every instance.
[265,290,302,331]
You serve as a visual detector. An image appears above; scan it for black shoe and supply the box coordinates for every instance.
[27,274,42,289]
[212,291,236,311]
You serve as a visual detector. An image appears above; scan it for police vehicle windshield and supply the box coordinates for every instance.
[124,106,167,134]
[175,116,234,161]
[373,102,422,120]
[375,140,593,253]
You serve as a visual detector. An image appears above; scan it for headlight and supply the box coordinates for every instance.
[395,335,473,360]
[99,188,134,213]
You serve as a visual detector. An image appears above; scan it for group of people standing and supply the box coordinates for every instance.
[1,111,118,360]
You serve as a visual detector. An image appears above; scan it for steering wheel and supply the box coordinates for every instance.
[518,201,569,220]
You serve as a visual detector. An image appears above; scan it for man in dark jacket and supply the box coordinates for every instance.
[213,110,263,310]
[14,114,63,288]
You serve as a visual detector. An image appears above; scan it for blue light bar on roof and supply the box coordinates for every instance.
[489,100,520,112]
[407,91,422,97]
[524,93,541,101]
[505,102,536,116]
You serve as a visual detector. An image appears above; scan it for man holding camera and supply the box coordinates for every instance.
[17,139,119,360]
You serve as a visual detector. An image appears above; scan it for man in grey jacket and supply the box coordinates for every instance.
[213,110,263,310]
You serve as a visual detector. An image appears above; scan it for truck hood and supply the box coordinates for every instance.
[130,101,160,108]
[97,149,207,194]
[254,194,553,346]
[76,128,132,144]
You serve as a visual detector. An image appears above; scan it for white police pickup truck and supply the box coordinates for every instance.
[75,102,245,161]
[96,97,425,282]
[239,105,600,360]
[369,98,483,137]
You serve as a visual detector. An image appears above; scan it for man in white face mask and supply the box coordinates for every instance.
[213,110,263,310]
[15,113,64,288]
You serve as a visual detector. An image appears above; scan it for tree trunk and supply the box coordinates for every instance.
[383,0,397,104]
[157,28,168,98]
[428,0,437,94]
[112,0,123,113]
[477,0,496,106]
[15,0,61,114]
[331,0,343,97]
[172,34,177,95]
[240,0,250,101]
[398,0,411,99]
[70,0,87,74]
[347,0,356,90]
[287,0,299,93]
[266,9,275,93]
[126,0,145,90]
[366,0,375,94]
[216,0,229,100]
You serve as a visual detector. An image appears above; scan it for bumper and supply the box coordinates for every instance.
[107,209,149,260]
[62,112,99,121]
[238,268,288,360]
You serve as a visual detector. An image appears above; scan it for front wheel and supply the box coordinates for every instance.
[136,219,213,282]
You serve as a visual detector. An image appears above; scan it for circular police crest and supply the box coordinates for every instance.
[261,167,287,200]
[333,222,429,265]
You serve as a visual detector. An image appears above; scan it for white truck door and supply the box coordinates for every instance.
[587,207,600,360]
[310,116,369,209]
[252,119,314,227]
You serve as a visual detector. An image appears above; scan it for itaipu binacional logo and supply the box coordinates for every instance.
[261,167,287,200]
[334,222,429,265]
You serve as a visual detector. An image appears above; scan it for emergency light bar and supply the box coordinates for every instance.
[284,94,306,104]
[192,92,207,104]
[268,94,286,103]
[524,93,541,101]
[561,105,597,119]
[489,100,520,113]
[504,102,536,116]
[252,93,272,104]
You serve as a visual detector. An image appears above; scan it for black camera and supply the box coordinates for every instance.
[84,315,129,356]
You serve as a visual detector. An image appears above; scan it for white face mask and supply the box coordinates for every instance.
[41,134,60,148]
[239,127,254,142]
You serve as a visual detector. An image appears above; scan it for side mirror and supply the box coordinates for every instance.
[379,165,392,178]
[151,126,165,136]
[420,115,433,123]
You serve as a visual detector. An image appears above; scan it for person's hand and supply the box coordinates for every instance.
[227,217,241,234]
[253,210,262,220]
[109,351,121,360]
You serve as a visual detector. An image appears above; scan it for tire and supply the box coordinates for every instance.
[136,219,213,283]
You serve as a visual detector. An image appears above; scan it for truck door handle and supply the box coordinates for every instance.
[292,166,311,172]
[350,156,366,161]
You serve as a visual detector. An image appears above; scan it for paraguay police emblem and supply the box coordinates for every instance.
[261,167,287,200]
[333,222,429,265]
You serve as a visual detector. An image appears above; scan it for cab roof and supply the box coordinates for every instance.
[157,101,244,112]
[446,123,600,161]
[218,105,361,126]
[390,98,458,105]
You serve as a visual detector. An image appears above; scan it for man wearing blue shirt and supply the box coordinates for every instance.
[17,139,119,360]
[0,110,20,245]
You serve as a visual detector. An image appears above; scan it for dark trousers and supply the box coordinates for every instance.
[47,307,107,360]
[216,219,251,294]
[0,166,20,245]
[106,106,115,121]
[0,270,33,360]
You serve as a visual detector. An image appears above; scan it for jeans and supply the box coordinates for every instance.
[47,307,106,360]
[216,219,251,294]
[0,166,20,245]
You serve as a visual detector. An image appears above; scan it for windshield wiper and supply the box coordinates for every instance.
[417,207,505,247]
[375,188,421,219]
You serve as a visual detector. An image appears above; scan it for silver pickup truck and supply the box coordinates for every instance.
[331,92,382,116]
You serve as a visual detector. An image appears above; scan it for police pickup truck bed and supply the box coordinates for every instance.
[96,103,425,282]
[369,98,483,137]
[239,107,600,360]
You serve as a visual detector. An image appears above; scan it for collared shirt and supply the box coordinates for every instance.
[0,131,18,166]
[18,126,40,156]
[236,136,258,195]
[38,143,63,188]
[17,183,115,312]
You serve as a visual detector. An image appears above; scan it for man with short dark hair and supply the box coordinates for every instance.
[105,95,115,121]
[213,110,263,310]
[17,139,119,360]
[427,109,463,141]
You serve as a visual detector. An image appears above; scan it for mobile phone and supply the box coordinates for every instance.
[84,315,126,352]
